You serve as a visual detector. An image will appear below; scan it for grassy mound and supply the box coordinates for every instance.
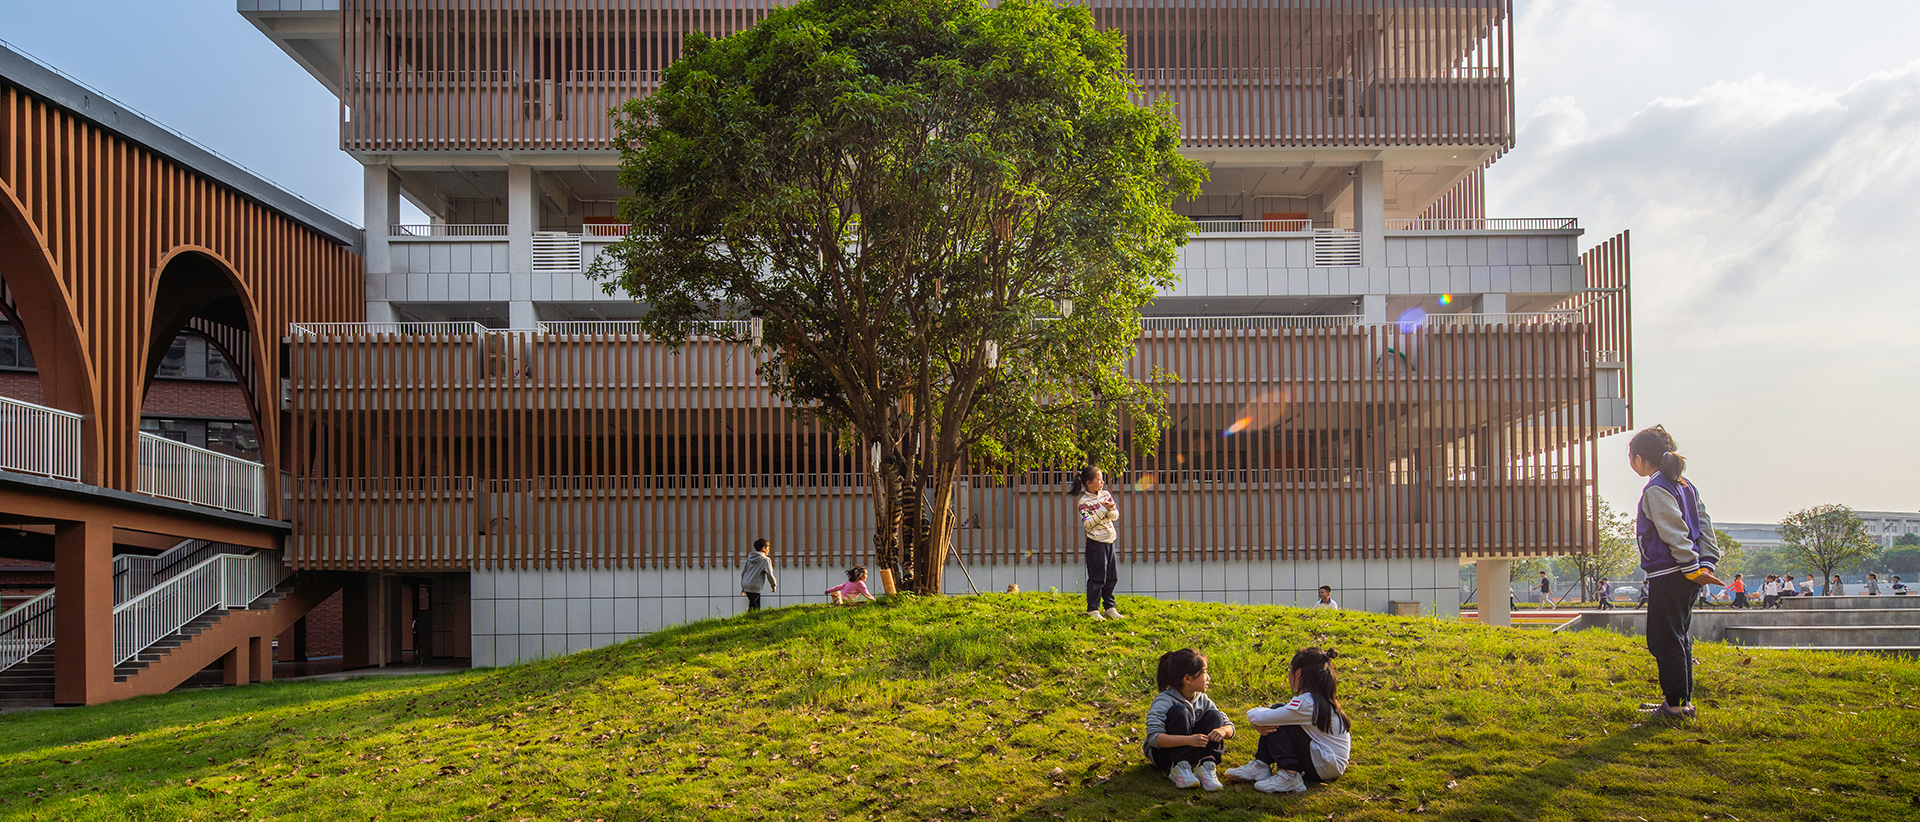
[3,594,1917,821]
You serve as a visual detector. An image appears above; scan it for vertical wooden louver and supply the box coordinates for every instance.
[289,323,1600,571]
[339,0,1514,153]
[0,83,364,513]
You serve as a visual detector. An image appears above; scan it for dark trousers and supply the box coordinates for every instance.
[744,592,762,611]
[1598,595,1615,610]
[1646,574,1700,707]
[1147,703,1226,772]
[1732,591,1749,608]
[1255,725,1328,784]
[1085,539,1118,612]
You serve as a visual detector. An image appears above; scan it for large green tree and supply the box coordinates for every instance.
[1558,499,1639,602]
[593,0,1200,593]
[1778,504,1880,595]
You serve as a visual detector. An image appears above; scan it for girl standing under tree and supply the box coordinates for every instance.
[1072,466,1123,620]
[1629,425,1722,720]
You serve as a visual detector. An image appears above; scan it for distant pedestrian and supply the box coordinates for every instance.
[1828,574,1845,597]
[739,537,778,612]
[1538,572,1552,609]
[1893,576,1909,595]
[1072,465,1124,621]
[1597,577,1615,610]
[1799,577,1817,596]
[1729,574,1749,609]
[1628,425,1722,721]
[1866,573,1881,596]
[1314,585,1339,610]
[1760,575,1780,609]
[1780,575,1798,598]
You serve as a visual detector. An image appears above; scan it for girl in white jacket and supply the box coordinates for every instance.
[1224,647,1351,794]
[1070,466,1123,620]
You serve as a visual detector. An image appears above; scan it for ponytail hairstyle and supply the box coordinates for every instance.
[1289,647,1349,734]
[1628,425,1687,483]
[847,565,866,582]
[1068,465,1102,497]
[1155,647,1207,693]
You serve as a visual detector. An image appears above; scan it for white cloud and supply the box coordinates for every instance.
[1494,60,1920,522]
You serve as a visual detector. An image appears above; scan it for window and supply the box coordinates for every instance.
[206,421,261,460]
[0,323,34,369]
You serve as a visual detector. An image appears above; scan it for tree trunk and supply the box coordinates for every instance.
[916,468,958,595]
[869,462,904,585]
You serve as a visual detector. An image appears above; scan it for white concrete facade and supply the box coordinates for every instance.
[469,556,1460,666]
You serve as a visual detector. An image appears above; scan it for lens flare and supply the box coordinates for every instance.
[1132,473,1158,491]
[1397,306,1428,333]
[1438,294,1454,306]
[1220,388,1291,437]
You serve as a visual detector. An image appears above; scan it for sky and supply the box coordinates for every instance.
[1,0,1916,525]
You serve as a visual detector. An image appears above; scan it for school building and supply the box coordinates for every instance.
[0,0,1628,704]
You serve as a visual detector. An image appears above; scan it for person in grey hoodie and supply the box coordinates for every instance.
[740,538,778,612]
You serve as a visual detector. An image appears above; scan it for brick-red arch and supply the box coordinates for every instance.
[0,83,363,515]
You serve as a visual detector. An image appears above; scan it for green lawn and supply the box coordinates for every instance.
[3,594,1916,821]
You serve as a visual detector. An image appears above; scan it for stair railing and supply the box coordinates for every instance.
[0,590,55,672]
[111,551,289,667]
[113,540,228,602]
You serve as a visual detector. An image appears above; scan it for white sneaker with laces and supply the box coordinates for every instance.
[1196,761,1224,792]
[1086,610,1106,621]
[1168,760,1199,789]
[1224,759,1271,783]
[1254,769,1307,794]
[1102,607,1125,620]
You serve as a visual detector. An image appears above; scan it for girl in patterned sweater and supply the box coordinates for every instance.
[1071,466,1123,620]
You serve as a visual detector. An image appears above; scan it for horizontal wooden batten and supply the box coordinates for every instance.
[339,0,1513,152]
[289,323,1599,571]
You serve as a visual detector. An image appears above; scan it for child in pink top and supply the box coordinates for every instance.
[825,566,878,604]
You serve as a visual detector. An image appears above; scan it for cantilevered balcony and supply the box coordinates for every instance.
[0,396,268,517]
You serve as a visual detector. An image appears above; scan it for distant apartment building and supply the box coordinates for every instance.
[0,0,1632,706]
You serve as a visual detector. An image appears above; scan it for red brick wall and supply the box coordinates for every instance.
[0,371,43,405]
[301,589,344,658]
[140,379,253,420]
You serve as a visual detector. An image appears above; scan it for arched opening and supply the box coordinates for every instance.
[0,183,99,484]
[140,249,274,510]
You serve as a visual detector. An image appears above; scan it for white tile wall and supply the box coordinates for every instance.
[469,557,1461,666]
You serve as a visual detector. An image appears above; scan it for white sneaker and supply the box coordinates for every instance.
[1169,760,1199,789]
[1254,769,1307,794]
[1196,761,1224,792]
[1087,610,1106,621]
[1224,759,1271,783]
[1102,607,1125,620]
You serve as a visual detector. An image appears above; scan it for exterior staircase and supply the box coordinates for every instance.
[0,646,54,708]
[1558,594,1920,656]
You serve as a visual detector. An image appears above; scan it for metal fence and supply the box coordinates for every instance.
[136,433,269,517]
[0,396,82,482]
[0,590,55,672]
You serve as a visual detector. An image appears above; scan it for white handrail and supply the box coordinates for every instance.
[137,432,269,516]
[111,551,288,667]
[1384,218,1579,231]
[0,589,55,672]
[114,539,225,603]
[1191,218,1314,233]
[290,321,491,336]
[1141,315,1361,330]
[389,223,508,238]
[0,395,83,482]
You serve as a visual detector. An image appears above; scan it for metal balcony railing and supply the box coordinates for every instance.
[136,432,269,517]
[389,224,509,238]
[1384,218,1579,232]
[0,396,82,482]
[1190,218,1314,233]
[111,551,288,667]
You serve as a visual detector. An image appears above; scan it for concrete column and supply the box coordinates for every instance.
[509,301,538,330]
[52,519,113,705]
[507,164,535,279]
[363,164,397,277]
[366,301,397,324]
[1362,294,1387,324]
[1354,160,1387,267]
[250,636,272,683]
[342,573,398,669]
[1477,293,1508,316]
[1476,559,1513,627]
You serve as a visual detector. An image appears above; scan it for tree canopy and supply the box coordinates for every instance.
[1778,504,1880,595]
[592,0,1201,592]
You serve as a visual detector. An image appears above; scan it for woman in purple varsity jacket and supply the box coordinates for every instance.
[1628,426,1723,720]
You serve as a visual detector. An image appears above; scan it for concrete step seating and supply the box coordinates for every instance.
[1561,594,1920,656]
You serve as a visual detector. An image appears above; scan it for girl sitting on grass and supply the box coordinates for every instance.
[824,566,877,605]
[1142,648,1235,791]
[1225,647,1350,794]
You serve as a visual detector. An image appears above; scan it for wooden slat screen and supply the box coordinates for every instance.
[289,322,1600,571]
[340,0,1514,152]
[0,83,365,513]
[1417,165,1485,221]
[1573,230,1631,425]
